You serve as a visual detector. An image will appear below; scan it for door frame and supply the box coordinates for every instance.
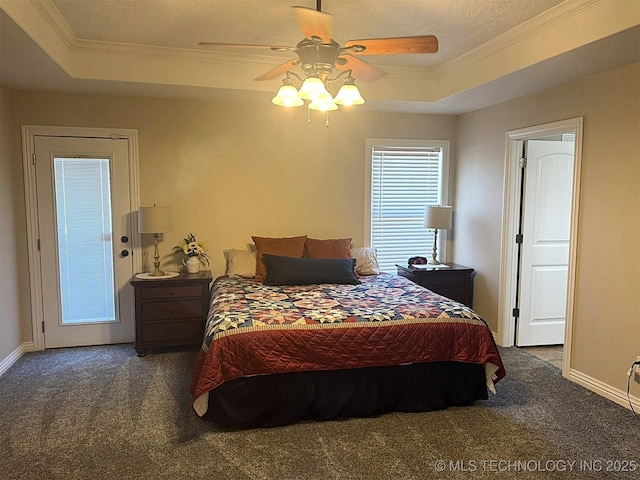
[21,125,141,351]
[497,117,583,376]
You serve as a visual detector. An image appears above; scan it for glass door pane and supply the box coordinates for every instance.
[54,157,116,324]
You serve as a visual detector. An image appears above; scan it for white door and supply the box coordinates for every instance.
[34,136,135,348]
[516,139,574,346]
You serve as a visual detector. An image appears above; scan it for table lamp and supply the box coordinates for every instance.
[424,205,452,265]
[138,205,173,276]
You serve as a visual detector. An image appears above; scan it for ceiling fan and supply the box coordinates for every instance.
[198,0,438,118]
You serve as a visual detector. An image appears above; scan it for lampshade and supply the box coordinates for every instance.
[424,205,452,230]
[308,92,339,111]
[272,84,304,107]
[138,206,172,234]
[334,84,365,106]
[298,76,328,101]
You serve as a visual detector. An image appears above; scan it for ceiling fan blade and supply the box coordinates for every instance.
[198,42,294,52]
[292,6,332,43]
[336,55,386,82]
[345,35,439,55]
[254,58,299,81]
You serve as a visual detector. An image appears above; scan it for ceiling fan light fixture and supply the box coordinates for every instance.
[272,84,304,107]
[200,2,439,124]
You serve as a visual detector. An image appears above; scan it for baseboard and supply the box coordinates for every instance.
[569,367,640,412]
[0,342,35,376]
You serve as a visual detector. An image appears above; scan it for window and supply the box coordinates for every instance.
[366,139,450,272]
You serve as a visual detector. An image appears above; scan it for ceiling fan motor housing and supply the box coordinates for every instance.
[296,38,342,79]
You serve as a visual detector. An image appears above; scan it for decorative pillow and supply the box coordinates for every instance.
[350,247,380,275]
[304,237,352,259]
[263,255,360,286]
[223,249,256,278]
[252,235,307,282]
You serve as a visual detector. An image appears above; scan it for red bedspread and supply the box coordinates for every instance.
[190,274,505,417]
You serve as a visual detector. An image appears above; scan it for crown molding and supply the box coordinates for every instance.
[434,0,605,76]
[29,0,76,49]
[432,0,639,100]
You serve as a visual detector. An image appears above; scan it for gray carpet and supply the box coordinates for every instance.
[1,345,638,479]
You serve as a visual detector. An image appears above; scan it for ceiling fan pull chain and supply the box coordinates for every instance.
[325,111,330,127]
[307,106,311,124]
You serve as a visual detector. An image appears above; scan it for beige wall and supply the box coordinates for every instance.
[0,85,31,363]
[456,62,640,395]
[8,92,456,276]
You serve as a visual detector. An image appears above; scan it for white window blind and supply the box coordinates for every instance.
[54,157,116,324]
[368,141,448,272]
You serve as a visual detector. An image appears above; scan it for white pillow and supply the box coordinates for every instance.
[350,247,379,275]
[223,249,256,278]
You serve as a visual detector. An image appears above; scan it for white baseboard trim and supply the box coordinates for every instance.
[569,368,640,412]
[0,342,35,376]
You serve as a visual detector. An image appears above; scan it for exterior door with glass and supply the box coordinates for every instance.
[34,135,135,348]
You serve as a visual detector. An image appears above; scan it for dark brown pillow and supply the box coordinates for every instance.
[304,238,352,259]
[252,235,307,282]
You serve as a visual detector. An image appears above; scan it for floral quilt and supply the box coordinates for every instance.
[191,274,505,417]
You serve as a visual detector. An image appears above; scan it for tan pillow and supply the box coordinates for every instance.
[304,238,352,259]
[223,249,256,278]
[350,247,380,275]
[251,235,307,282]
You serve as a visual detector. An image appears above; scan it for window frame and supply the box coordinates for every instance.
[364,138,450,271]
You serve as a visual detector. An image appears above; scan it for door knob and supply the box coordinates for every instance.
[120,250,129,257]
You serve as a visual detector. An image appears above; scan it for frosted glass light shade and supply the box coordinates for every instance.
[298,77,328,101]
[308,92,338,111]
[334,84,365,106]
[424,205,452,230]
[272,85,303,107]
[138,206,172,233]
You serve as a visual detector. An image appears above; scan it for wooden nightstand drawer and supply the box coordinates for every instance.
[142,299,203,322]
[431,286,466,302]
[142,321,203,342]
[141,285,203,300]
[427,273,466,286]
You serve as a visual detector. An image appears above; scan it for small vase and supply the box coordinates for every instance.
[184,256,200,274]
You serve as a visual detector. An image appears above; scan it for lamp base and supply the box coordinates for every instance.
[149,234,165,276]
[429,228,442,265]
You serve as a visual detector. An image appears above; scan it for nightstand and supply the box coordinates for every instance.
[130,270,212,356]
[396,263,475,307]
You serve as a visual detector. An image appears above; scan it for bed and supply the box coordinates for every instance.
[190,248,505,428]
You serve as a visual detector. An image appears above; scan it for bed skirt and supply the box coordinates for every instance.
[200,361,488,428]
